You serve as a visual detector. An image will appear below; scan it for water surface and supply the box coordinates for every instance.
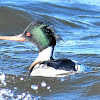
[0,0,100,99]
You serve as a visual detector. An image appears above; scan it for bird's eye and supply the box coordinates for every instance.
[26,32,31,37]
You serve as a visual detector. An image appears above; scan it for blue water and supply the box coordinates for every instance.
[0,0,100,99]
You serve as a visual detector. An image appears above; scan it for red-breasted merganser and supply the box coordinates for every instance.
[0,21,91,77]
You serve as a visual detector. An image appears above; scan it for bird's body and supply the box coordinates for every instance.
[29,58,77,77]
[0,20,91,77]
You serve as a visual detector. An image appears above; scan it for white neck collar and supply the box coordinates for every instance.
[35,46,54,62]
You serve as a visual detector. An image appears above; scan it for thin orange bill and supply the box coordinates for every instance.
[0,34,26,41]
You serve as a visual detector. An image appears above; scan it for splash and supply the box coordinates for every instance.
[0,72,7,86]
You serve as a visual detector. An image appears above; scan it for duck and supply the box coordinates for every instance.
[0,20,91,77]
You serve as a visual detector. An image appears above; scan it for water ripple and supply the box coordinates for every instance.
[0,0,100,99]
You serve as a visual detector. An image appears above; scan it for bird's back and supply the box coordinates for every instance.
[40,58,77,71]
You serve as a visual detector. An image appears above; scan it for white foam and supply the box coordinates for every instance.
[41,81,47,87]
[0,72,7,86]
[31,85,38,90]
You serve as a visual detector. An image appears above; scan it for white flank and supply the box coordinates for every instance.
[30,64,76,77]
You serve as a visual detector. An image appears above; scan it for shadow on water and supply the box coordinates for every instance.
[0,71,100,99]
[0,6,36,35]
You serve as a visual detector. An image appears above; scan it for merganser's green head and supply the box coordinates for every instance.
[0,20,57,70]
[22,21,56,52]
